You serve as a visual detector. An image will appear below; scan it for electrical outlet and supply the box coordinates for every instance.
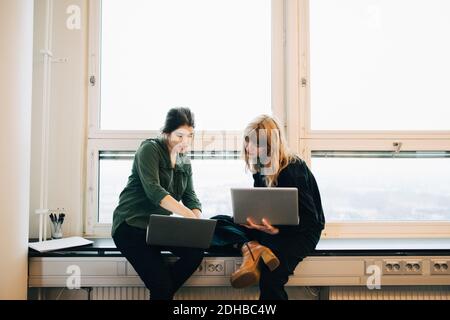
[403,260,422,275]
[383,260,403,275]
[204,259,225,276]
[430,260,450,275]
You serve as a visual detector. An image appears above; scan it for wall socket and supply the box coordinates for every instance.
[430,260,450,275]
[403,260,422,275]
[383,260,423,275]
[383,260,403,275]
[204,259,225,276]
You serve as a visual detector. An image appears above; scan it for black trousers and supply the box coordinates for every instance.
[210,215,322,300]
[113,222,204,300]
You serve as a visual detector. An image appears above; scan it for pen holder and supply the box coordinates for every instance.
[49,211,66,239]
[50,221,63,239]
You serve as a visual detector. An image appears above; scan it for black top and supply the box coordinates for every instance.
[253,158,326,234]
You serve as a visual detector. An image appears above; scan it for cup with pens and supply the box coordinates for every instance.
[49,212,65,239]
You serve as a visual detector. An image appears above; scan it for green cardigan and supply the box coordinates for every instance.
[111,137,202,237]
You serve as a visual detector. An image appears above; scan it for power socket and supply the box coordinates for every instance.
[382,259,424,275]
[204,259,225,276]
[430,260,450,275]
[403,260,422,275]
[383,260,403,275]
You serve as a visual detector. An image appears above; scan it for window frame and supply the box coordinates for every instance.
[86,0,291,236]
[86,0,450,238]
[298,0,450,238]
[300,0,450,139]
[88,0,287,140]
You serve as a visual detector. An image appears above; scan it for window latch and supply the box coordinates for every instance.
[393,142,402,153]
[301,78,307,87]
[90,75,96,86]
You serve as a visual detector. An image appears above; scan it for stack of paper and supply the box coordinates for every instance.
[29,236,93,252]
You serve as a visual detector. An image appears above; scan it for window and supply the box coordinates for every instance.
[88,0,450,238]
[309,0,450,131]
[98,152,133,224]
[99,0,272,131]
[300,0,450,236]
[190,155,253,218]
[312,151,450,221]
[98,151,253,224]
[87,0,286,236]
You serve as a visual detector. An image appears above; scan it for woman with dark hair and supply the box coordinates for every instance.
[112,107,204,300]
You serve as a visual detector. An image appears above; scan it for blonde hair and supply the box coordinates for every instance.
[243,115,297,187]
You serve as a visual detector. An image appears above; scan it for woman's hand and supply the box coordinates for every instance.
[160,195,198,218]
[242,217,279,235]
[182,208,201,219]
[182,208,199,219]
[192,209,202,218]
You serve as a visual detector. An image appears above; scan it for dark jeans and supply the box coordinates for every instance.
[112,222,204,300]
[210,215,322,300]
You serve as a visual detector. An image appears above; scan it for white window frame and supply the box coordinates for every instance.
[297,0,450,238]
[86,0,292,236]
[87,0,450,238]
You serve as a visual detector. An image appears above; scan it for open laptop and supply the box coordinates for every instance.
[231,187,299,225]
[146,214,217,249]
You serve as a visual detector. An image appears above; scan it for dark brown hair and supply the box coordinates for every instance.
[161,107,195,134]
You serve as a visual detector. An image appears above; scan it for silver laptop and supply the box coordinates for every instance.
[231,188,299,225]
[146,214,217,249]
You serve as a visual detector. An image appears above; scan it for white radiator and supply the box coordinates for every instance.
[92,287,150,300]
[92,286,450,300]
[91,287,260,300]
[90,286,315,300]
[329,286,450,300]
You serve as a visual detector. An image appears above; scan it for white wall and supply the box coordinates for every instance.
[30,0,88,239]
[0,0,34,300]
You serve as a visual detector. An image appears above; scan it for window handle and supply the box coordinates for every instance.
[393,142,402,153]
[301,77,307,87]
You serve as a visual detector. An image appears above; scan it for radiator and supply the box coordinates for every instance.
[90,287,316,300]
[328,286,450,300]
[91,287,260,300]
[92,286,450,300]
[92,287,150,300]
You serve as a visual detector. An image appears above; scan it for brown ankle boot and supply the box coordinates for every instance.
[230,241,280,289]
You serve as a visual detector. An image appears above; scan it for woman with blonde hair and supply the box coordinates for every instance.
[211,115,325,300]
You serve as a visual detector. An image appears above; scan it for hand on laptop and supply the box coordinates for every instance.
[179,208,198,219]
[192,209,202,219]
[183,210,200,219]
[243,217,279,235]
